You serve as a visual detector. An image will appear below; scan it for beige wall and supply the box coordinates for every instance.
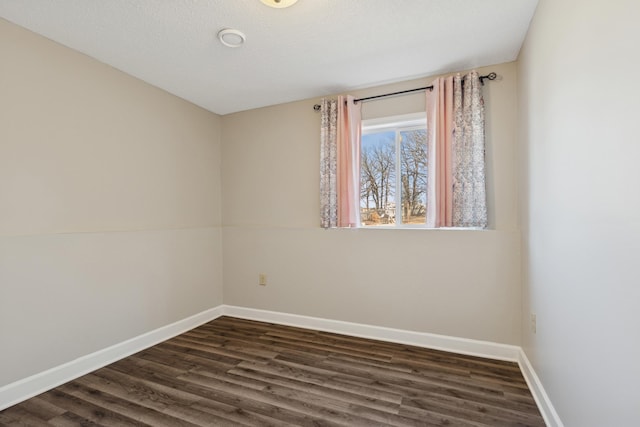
[518,0,640,425]
[0,19,223,386]
[222,62,522,344]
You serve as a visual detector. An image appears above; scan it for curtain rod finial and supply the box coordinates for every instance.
[480,72,498,85]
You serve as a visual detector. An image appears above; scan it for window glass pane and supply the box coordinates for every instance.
[360,131,396,226]
[400,129,427,225]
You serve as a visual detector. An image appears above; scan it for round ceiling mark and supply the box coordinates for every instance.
[217,28,246,48]
[260,0,299,8]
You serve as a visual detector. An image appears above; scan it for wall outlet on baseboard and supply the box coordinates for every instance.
[259,273,267,286]
[530,313,537,334]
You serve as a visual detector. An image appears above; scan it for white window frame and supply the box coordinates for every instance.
[360,113,428,229]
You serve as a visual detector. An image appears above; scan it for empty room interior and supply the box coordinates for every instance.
[1,0,638,426]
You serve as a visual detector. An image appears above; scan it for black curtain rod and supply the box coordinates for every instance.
[313,72,496,111]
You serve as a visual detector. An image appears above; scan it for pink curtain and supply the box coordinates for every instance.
[425,77,454,227]
[336,95,361,227]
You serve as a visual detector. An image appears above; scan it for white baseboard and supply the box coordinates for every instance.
[222,305,521,362]
[1,303,561,427]
[0,305,224,411]
[518,349,564,427]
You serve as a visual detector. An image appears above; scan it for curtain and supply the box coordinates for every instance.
[320,98,338,228]
[320,95,361,228]
[452,71,487,228]
[425,76,454,227]
[426,70,487,228]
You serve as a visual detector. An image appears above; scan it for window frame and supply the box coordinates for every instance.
[360,113,428,229]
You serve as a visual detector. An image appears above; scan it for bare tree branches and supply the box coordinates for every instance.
[360,128,427,225]
[361,139,395,211]
[400,130,427,221]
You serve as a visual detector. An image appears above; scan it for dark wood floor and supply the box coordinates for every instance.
[1,316,545,426]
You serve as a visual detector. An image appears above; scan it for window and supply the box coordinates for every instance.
[320,73,487,230]
[360,113,427,227]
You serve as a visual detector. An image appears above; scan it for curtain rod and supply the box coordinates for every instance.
[312,72,496,111]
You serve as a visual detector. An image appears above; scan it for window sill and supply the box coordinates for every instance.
[353,226,486,231]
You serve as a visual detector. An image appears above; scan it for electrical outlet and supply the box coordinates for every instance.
[530,313,537,334]
[259,273,267,286]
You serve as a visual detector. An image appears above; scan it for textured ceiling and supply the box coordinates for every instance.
[0,0,538,115]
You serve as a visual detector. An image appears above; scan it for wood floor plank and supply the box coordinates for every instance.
[3,398,66,423]
[36,389,146,427]
[138,345,237,373]
[331,372,541,418]
[0,405,54,427]
[58,380,197,427]
[227,364,401,413]
[98,356,339,426]
[235,359,404,404]
[87,368,239,427]
[323,352,535,402]
[47,412,105,427]
[402,395,541,427]
[1,316,545,426]
[406,393,545,426]
[189,398,299,427]
[174,371,384,426]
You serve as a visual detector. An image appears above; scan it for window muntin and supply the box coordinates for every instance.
[360,114,427,227]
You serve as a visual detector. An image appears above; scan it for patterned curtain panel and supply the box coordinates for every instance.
[320,98,338,228]
[452,71,487,228]
[320,96,361,228]
[426,70,488,228]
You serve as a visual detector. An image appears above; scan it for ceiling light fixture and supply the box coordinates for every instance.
[260,0,299,8]
[217,28,246,48]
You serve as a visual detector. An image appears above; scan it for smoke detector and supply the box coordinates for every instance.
[217,28,246,48]
[260,0,299,8]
